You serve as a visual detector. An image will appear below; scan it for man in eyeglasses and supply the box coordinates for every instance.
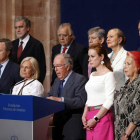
[47,53,87,140]
[51,23,88,85]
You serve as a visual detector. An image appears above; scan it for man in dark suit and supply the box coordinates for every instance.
[10,16,46,83]
[83,27,106,79]
[47,53,87,140]
[0,38,22,94]
[51,23,88,85]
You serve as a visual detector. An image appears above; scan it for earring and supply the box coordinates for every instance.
[118,42,120,45]
[101,60,104,65]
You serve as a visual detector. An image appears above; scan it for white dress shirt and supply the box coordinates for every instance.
[19,34,30,50]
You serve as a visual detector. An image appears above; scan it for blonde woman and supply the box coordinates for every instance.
[12,57,44,97]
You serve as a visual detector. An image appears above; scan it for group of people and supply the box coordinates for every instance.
[1,16,140,140]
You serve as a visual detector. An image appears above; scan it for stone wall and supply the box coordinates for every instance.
[0,0,60,94]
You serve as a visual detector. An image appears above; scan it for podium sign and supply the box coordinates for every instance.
[0,94,65,140]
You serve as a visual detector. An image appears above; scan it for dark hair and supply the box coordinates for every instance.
[89,43,113,71]
[0,38,13,58]
[127,51,140,74]
[15,16,31,28]
[109,28,126,45]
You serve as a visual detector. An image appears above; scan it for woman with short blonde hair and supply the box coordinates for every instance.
[12,57,44,97]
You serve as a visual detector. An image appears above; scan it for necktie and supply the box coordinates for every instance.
[0,65,3,78]
[58,80,65,97]
[17,41,23,62]
[62,47,67,53]
[88,62,92,78]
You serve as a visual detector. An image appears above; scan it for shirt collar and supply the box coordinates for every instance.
[63,70,73,86]
[19,34,30,44]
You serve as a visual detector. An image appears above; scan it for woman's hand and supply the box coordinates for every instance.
[121,135,128,140]
[82,115,87,129]
[86,118,97,129]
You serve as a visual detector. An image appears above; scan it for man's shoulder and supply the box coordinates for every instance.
[8,60,20,69]
[52,43,61,48]
[29,36,42,44]
[71,40,86,48]
[12,38,19,44]
[71,71,87,82]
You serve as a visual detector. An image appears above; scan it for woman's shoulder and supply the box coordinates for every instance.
[33,80,43,86]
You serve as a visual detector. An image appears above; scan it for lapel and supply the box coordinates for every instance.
[0,60,11,85]
[56,44,62,53]
[19,35,33,61]
[61,71,75,97]
[112,47,125,67]
[67,40,75,56]
[54,78,61,97]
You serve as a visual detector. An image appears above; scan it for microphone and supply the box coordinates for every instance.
[10,79,27,94]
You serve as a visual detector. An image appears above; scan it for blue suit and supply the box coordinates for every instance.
[0,60,22,94]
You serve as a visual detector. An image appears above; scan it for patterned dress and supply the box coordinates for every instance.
[114,75,140,140]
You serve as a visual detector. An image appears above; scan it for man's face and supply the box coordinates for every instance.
[53,55,70,80]
[88,32,103,46]
[15,20,30,40]
[138,22,140,36]
[58,27,73,47]
[0,42,9,64]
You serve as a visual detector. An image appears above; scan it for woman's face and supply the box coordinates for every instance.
[107,30,120,49]
[124,55,138,78]
[20,60,34,79]
[88,49,103,68]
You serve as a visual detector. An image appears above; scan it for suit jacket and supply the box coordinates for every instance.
[0,60,22,94]
[47,71,87,140]
[51,40,88,85]
[11,35,46,83]
[108,47,128,91]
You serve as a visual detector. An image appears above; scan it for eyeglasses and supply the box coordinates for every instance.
[52,64,67,69]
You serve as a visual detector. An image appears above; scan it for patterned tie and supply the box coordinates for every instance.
[0,65,3,78]
[88,62,92,78]
[17,41,23,62]
[58,80,65,97]
[62,47,67,53]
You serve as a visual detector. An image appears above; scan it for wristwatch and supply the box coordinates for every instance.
[94,116,99,122]
[124,132,129,139]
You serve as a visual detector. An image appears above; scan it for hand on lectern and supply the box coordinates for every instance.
[47,96,62,102]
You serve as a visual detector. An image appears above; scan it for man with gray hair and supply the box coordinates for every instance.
[83,27,107,79]
[0,38,22,94]
[47,53,87,140]
[51,23,88,85]
[11,16,46,84]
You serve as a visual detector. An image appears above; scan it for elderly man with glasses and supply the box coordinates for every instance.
[47,53,87,140]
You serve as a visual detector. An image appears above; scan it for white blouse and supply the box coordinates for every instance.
[85,72,116,110]
[108,47,128,91]
[12,79,44,97]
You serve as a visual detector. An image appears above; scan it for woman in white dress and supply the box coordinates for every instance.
[12,57,44,97]
[107,28,128,92]
[82,43,116,140]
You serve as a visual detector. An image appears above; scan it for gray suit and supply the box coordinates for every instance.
[47,71,87,140]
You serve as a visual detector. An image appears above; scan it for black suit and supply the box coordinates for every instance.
[0,60,22,94]
[47,71,87,140]
[11,35,46,83]
[51,40,88,84]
